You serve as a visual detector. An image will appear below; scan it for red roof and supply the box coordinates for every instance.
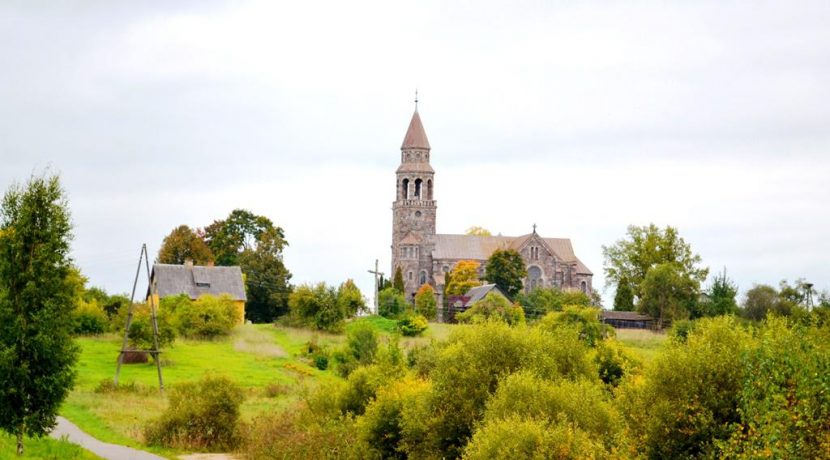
[401,110,431,150]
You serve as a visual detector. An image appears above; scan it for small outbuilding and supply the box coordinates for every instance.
[446,284,510,322]
[148,261,247,324]
[600,310,655,330]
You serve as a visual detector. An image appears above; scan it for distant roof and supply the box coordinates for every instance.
[432,233,592,275]
[464,283,508,305]
[401,110,431,150]
[600,310,653,321]
[150,264,247,301]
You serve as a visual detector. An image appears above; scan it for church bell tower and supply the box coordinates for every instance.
[391,101,436,299]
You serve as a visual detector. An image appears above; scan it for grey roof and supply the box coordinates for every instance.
[464,283,509,305]
[149,264,247,301]
[600,310,653,321]
[432,233,593,275]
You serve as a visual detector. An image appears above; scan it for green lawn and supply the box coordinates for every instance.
[0,433,101,460]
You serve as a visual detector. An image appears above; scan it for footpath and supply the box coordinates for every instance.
[50,416,166,460]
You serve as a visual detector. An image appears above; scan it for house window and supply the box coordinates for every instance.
[420,271,427,285]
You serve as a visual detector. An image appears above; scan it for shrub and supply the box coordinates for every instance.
[455,292,525,326]
[538,305,611,346]
[288,282,346,332]
[174,294,240,339]
[127,305,176,352]
[71,301,107,335]
[616,316,752,458]
[397,314,428,337]
[313,354,329,371]
[263,382,290,398]
[144,375,244,450]
[356,377,433,458]
[378,287,408,319]
[426,322,596,457]
[594,340,638,387]
[243,407,358,460]
[464,416,606,460]
[346,322,379,366]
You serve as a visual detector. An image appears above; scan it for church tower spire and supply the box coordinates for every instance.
[392,100,437,300]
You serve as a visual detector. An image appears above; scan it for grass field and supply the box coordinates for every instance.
[54,317,666,459]
[0,433,101,460]
[614,327,669,362]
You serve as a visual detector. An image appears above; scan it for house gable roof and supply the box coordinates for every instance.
[150,264,247,301]
[464,283,509,305]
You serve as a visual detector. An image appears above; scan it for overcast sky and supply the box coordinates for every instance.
[2,1,829,307]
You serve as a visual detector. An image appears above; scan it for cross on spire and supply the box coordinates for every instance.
[414,89,419,110]
[532,223,537,234]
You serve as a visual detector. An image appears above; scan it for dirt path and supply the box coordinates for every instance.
[50,416,166,460]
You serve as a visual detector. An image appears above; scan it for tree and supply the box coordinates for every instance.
[602,224,708,301]
[484,249,527,298]
[205,209,291,323]
[613,277,635,311]
[414,284,437,320]
[288,283,343,332]
[337,279,366,318]
[465,226,492,236]
[695,269,738,318]
[445,260,481,296]
[393,267,405,294]
[378,287,407,319]
[741,284,800,321]
[456,292,525,326]
[638,263,699,328]
[516,287,591,319]
[0,174,79,455]
[157,225,214,265]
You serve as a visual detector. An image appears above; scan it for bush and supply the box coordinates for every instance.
[144,375,244,450]
[398,314,428,337]
[347,322,379,365]
[538,305,610,346]
[616,316,751,458]
[289,282,346,332]
[594,340,638,387]
[356,377,433,458]
[464,416,606,460]
[455,292,525,326]
[71,300,107,335]
[378,287,408,319]
[243,407,358,460]
[174,294,240,339]
[127,305,176,352]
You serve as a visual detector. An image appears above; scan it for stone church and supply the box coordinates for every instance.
[391,106,593,303]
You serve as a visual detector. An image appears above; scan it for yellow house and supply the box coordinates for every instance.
[147,261,247,324]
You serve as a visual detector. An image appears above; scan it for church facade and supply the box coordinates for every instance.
[391,107,593,303]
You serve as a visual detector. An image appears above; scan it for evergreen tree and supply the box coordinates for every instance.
[393,266,405,294]
[0,174,79,455]
[613,277,635,311]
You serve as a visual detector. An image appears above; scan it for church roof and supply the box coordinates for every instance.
[432,234,593,275]
[401,110,431,150]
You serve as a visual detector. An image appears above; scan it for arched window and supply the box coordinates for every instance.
[427,180,433,199]
[402,178,410,199]
[580,281,587,293]
[414,178,422,198]
[419,271,427,285]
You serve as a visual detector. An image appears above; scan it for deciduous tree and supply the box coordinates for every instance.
[638,263,699,328]
[445,260,481,297]
[465,226,492,236]
[414,284,437,320]
[157,225,214,265]
[0,174,79,455]
[484,249,526,298]
[602,224,708,302]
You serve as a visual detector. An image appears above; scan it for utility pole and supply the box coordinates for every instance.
[367,259,384,315]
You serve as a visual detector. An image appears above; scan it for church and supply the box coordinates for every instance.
[391,105,594,303]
